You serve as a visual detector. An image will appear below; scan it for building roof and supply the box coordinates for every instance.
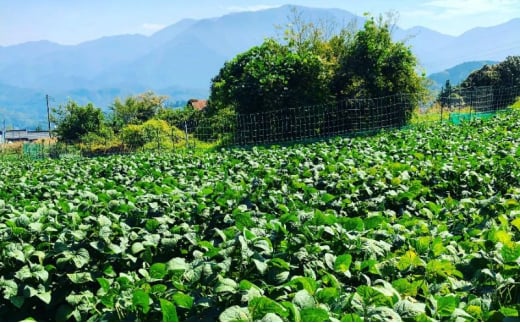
[1,130,50,141]
[187,99,208,111]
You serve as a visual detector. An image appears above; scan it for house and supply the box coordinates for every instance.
[0,129,50,143]
[187,99,208,111]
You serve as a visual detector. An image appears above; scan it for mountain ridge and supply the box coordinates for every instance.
[0,4,518,127]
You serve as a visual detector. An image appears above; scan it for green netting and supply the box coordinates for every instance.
[23,143,44,159]
[449,112,496,125]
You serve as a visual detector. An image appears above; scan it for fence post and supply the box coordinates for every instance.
[184,121,189,149]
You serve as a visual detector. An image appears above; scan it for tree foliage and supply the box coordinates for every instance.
[209,38,330,115]
[51,101,105,143]
[333,16,426,104]
[110,91,168,132]
[209,10,428,133]
[458,56,520,109]
[461,56,520,88]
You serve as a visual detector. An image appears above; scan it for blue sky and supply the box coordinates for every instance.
[1,0,519,46]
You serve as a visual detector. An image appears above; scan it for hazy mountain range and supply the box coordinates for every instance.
[1,4,519,128]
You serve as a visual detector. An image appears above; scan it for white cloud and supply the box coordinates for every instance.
[226,4,282,13]
[423,0,520,17]
[142,23,166,32]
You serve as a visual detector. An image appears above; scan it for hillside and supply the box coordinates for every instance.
[0,5,519,127]
[427,60,498,91]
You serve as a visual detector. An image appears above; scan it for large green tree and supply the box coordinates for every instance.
[51,101,105,143]
[209,38,330,115]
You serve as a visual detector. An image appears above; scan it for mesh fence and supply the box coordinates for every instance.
[189,85,520,146]
[2,85,520,159]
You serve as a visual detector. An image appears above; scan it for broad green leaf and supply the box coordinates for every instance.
[160,298,179,322]
[316,287,339,304]
[253,258,268,275]
[334,254,352,273]
[501,243,520,263]
[511,218,520,231]
[219,306,251,322]
[0,279,18,299]
[173,292,194,309]
[150,262,167,279]
[36,291,52,304]
[167,257,188,272]
[249,297,288,321]
[397,250,424,271]
[216,277,238,294]
[97,277,111,293]
[67,272,93,284]
[10,296,25,309]
[364,215,385,229]
[131,242,145,254]
[300,307,329,322]
[341,313,363,322]
[72,248,90,269]
[132,289,150,314]
[260,313,284,322]
[321,193,336,203]
[287,277,318,294]
[293,290,315,309]
[435,295,459,318]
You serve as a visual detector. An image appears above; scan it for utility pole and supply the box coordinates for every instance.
[46,94,52,138]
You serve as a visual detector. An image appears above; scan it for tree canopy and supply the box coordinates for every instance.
[51,101,105,143]
[208,11,428,133]
[209,38,330,115]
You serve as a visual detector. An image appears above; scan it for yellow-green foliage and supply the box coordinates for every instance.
[120,119,219,151]
[511,97,520,110]
[411,103,476,124]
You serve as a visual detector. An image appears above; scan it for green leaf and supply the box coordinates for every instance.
[397,250,424,271]
[357,285,391,307]
[216,277,238,294]
[97,277,111,293]
[0,279,18,299]
[316,287,339,304]
[131,242,145,254]
[260,313,284,322]
[511,218,520,231]
[253,258,268,275]
[300,307,329,322]
[132,289,150,314]
[287,277,318,294]
[501,243,520,263]
[321,193,336,203]
[334,254,352,273]
[167,257,188,272]
[67,272,93,284]
[293,290,315,309]
[173,292,194,309]
[219,306,251,322]
[435,295,459,318]
[364,215,385,229]
[150,262,167,279]
[10,296,25,308]
[36,291,52,304]
[341,313,363,322]
[160,298,179,322]
[72,248,90,269]
[249,297,288,321]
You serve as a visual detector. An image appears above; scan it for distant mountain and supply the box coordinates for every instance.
[0,4,519,127]
[427,60,498,91]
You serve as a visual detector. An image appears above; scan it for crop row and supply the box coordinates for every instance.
[1,111,520,321]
